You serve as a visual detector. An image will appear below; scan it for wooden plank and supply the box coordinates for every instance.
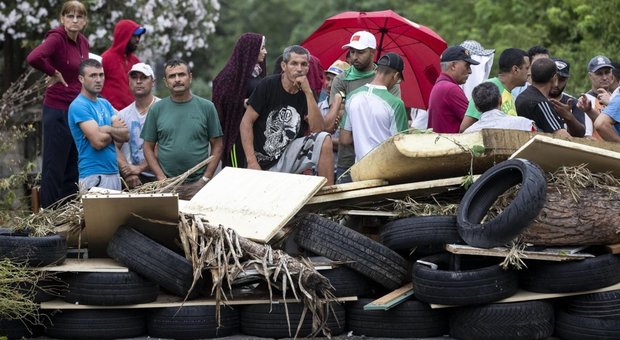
[431,281,620,309]
[181,167,326,243]
[40,294,357,309]
[335,209,400,217]
[37,258,128,272]
[445,244,595,261]
[82,193,179,258]
[305,176,471,210]
[606,243,620,254]
[350,130,536,184]
[364,283,413,310]
[316,179,388,195]
[510,134,620,174]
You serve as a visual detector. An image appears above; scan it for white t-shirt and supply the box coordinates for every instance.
[117,97,160,177]
[464,108,535,133]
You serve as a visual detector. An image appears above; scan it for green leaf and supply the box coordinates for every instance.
[471,145,486,157]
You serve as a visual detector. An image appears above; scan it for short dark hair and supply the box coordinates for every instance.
[282,45,310,63]
[164,58,191,76]
[498,48,528,73]
[531,57,557,83]
[79,59,102,76]
[472,82,500,113]
[528,45,549,60]
[376,64,398,77]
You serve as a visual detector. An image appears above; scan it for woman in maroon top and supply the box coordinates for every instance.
[212,33,267,168]
[27,1,89,208]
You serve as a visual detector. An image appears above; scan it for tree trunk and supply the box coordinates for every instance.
[520,185,620,246]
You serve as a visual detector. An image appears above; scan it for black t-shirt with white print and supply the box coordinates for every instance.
[247,74,309,169]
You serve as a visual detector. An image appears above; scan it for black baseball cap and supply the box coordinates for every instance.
[552,57,570,78]
[440,46,480,65]
[377,52,405,80]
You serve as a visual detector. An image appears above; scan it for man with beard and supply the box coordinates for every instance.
[240,45,334,185]
[141,59,223,199]
[115,63,159,188]
[460,48,529,132]
[516,58,584,137]
[548,58,587,137]
[324,31,400,183]
[101,19,145,110]
[68,59,129,191]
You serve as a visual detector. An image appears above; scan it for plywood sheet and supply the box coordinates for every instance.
[316,179,388,195]
[181,167,326,243]
[350,130,536,183]
[38,258,128,272]
[510,135,620,174]
[82,193,179,258]
[305,176,472,210]
[40,294,357,309]
[445,244,594,261]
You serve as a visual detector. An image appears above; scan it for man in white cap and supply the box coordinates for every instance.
[341,52,409,161]
[115,62,159,188]
[324,30,400,183]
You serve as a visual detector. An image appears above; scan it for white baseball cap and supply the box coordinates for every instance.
[342,31,376,50]
[128,62,154,78]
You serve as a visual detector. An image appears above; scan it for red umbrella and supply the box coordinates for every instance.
[301,10,447,109]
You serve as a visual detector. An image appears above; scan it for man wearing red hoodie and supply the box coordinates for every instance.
[101,19,145,110]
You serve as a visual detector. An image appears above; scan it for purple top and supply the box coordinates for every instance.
[27,26,89,110]
[427,73,469,133]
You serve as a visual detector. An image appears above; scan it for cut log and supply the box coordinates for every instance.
[521,186,620,246]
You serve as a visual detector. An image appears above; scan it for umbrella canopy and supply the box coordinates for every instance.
[301,10,447,109]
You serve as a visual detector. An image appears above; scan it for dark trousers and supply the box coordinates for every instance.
[40,105,78,208]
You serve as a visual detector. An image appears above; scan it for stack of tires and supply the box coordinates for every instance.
[377,159,620,339]
[40,225,241,339]
[0,227,67,339]
[293,213,449,338]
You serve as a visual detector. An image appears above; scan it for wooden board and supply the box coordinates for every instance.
[40,294,357,309]
[445,244,595,261]
[82,193,179,258]
[38,258,128,272]
[315,179,388,195]
[510,134,620,174]
[335,209,400,217]
[431,281,620,309]
[364,283,413,310]
[304,176,471,210]
[350,129,537,183]
[181,167,326,243]
[606,243,620,254]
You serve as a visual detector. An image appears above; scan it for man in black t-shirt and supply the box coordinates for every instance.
[549,57,587,137]
[516,58,584,138]
[240,45,334,185]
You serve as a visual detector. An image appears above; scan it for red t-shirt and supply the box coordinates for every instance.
[427,73,469,133]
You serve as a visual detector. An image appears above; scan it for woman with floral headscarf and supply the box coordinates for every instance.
[212,33,267,168]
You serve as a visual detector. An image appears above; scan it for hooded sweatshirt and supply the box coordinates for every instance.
[27,26,89,110]
[101,19,141,110]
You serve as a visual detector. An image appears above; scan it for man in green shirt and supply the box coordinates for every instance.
[459,48,529,132]
[141,59,223,198]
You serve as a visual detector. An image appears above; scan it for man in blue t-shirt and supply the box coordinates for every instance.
[597,95,620,142]
[69,59,129,191]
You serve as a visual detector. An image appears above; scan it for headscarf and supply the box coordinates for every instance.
[307,55,325,100]
[212,32,266,166]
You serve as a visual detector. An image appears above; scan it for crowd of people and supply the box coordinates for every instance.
[26,1,620,207]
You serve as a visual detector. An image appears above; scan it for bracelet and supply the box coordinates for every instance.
[201,176,210,183]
